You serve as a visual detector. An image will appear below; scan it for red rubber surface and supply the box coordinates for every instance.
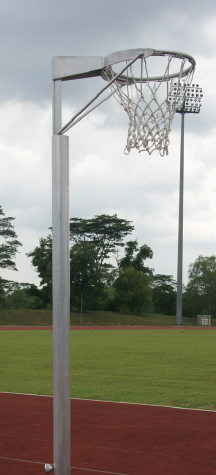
[1,393,216,474]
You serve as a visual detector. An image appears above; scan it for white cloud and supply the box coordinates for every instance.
[0,0,216,290]
[0,101,52,285]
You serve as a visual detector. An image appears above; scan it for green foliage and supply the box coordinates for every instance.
[70,214,134,269]
[100,286,117,311]
[185,255,216,317]
[70,214,135,310]
[152,274,176,315]
[26,214,178,315]
[0,206,22,304]
[182,284,203,318]
[113,267,152,313]
[0,280,7,308]
[26,283,47,309]
[119,240,153,275]
[27,215,134,310]
[70,242,106,310]
[6,289,29,308]
[26,235,52,286]
[26,235,52,308]
[0,282,45,310]
[0,206,22,272]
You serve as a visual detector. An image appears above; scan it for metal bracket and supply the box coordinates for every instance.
[52,49,154,81]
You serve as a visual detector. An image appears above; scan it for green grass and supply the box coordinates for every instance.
[0,308,204,326]
[1,329,216,410]
[0,309,53,326]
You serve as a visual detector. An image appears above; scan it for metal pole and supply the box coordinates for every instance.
[176,111,185,326]
[52,79,71,475]
[169,85,203,326]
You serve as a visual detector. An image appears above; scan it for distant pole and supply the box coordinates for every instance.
[168,84,203,326]
[176,111,185,325]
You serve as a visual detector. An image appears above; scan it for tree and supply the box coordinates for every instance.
[0,206,22,272]
[70,214,134,270]
[119,240,153,276]
[113,267,152,314]
[152,274,176,315]
[27,214,134,309]
[27,235,52,286]
[0,277,7,308]
[26,235,52,307]
[182,283,203,319]
[70,242,106,310]
[0,281,44,310]
[186,255,216,317]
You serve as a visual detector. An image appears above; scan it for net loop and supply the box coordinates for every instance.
[102,54,194,156]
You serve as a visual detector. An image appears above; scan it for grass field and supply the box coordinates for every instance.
[1,329,216,410]
[0,308,205,326]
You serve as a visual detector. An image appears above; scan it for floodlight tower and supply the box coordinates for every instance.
[168,84,203,326]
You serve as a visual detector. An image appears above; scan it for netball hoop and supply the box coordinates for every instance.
[53,48,195,156]
[101,50,195,156]
[50,48,196,475]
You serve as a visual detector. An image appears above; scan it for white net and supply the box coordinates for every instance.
[102,55,194,156]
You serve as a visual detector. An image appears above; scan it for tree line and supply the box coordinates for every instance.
[0,205,215,318]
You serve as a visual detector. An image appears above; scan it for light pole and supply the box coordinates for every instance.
[168,84,203,326]
[80,284,94,326]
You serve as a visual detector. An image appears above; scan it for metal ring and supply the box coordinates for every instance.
[101,49,196,84]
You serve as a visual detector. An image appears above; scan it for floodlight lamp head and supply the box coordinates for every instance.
[168,83,203,114]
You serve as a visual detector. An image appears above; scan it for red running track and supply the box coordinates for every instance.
[1,392,216,474]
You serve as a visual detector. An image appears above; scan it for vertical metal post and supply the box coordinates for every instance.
[53,80,62,135]
[52,79,71,474]
[176,111,185,326]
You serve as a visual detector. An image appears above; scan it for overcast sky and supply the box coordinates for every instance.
[0,0,216,288]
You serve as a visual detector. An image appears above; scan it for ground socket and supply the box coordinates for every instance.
[45,464,54,473]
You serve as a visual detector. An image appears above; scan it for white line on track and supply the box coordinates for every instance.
[0,391,215,412]
[0,457,128,474]
[71,466,128,474]
[0,456,43,465]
